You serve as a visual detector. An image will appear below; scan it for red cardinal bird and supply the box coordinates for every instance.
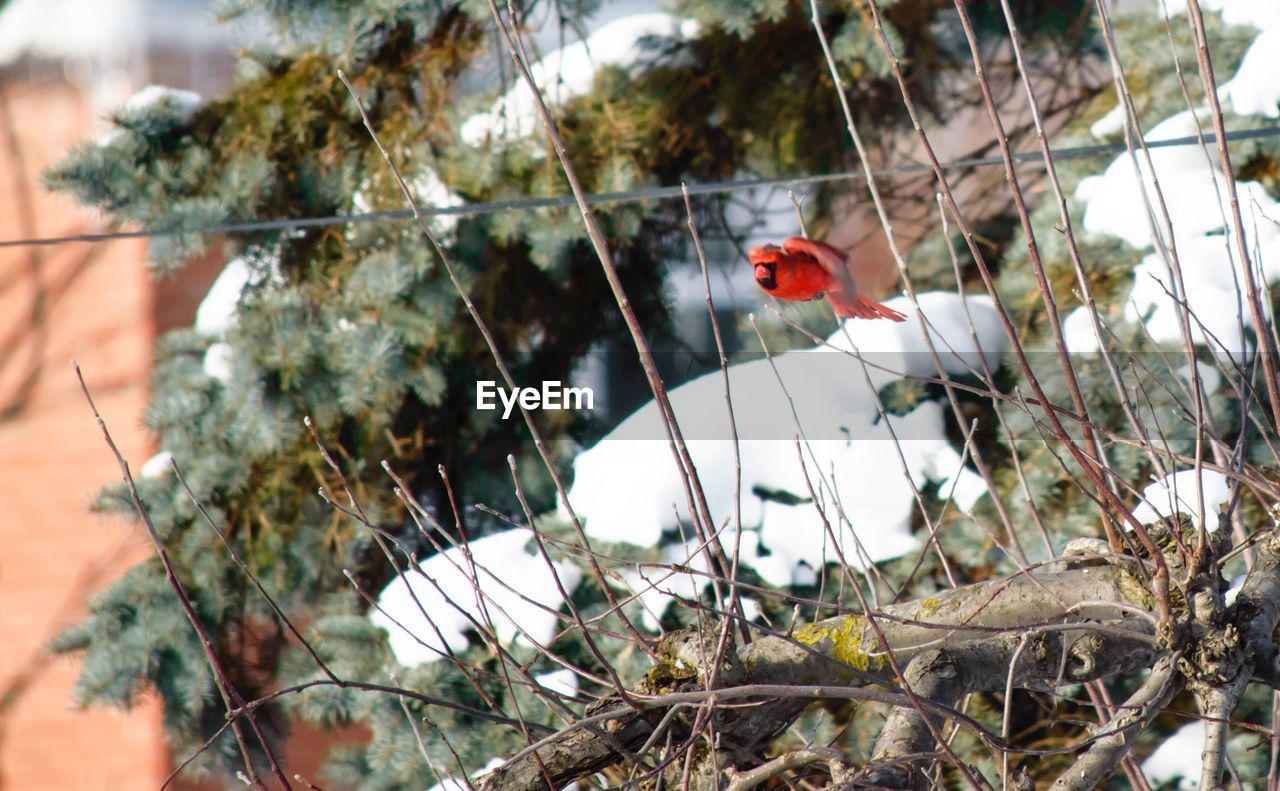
[749,237,906,322]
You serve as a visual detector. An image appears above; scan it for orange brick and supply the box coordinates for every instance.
[0,78,358,791]
[0,80,166,790]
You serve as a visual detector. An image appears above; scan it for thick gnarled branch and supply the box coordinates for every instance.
[1048,655,1182,791]
[479,565,1158,790]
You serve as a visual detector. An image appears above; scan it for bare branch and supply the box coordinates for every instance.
[1049,656,1182,791]
[481,563,1157,789]
[724,748,852,791]
[858,650,972,789]
[73,362,290,789]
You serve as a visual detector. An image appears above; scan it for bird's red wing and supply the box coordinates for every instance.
[780,237,859,294]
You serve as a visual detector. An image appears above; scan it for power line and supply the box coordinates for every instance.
[3,125,1279,250]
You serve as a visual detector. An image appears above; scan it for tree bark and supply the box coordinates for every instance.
[479,565,1159,790]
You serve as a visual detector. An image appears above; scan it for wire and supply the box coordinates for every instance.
[3,125,1279,250]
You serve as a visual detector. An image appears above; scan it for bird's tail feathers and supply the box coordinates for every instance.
[831,293,908,322]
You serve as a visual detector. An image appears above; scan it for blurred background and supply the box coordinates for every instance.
[0,2,258,787]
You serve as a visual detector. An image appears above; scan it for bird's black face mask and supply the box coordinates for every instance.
[754,261,777,290]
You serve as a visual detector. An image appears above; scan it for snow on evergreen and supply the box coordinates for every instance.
[122,84,203,122]
[1067,3,1280,358]
[461,12,700,147]
[195,253,284,383]
[96,82,205,144]
[1130,469,1231,533]
[371,529,582,667]
[138,450,174,479]
[566,292,1006,606]
[1221,27,1280,118]
[823,291,1008,380]
[196,257,251,337]
[201,342,234,382]
[1076,111,1280,251]
[194,257,252,382]
[534,668,579,698]
[1159,0,1280,31]
[351,168,465,237]
[1141,719,1205,790]
[1088,102,1126,138]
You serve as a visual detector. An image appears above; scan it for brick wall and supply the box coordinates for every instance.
[0,72,365,791]
[0,79,169,789]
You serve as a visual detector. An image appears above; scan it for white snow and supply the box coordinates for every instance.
[98,84,204,144]
[753,455,932,580]
[1141,719,1205,790]
[1076,111,1280,251]
[195,257,252,337]
[425,758,505,791]
[1130,469,1231,533]
[202,342,234,382]
[1158,0,1280,32]
[1152,1,1280,120]
[565,292,1004,600]
[138,450,173,479]
[625,541,793,630]
[941,461,991,513]
[823,291,1009,381]
[1225,573,1246,607]
[1100,188,1280,363]
[738,595,764,620]
[371,529,582,667]
[1120,234,1280,361]
[196,258,247,385]
[626,541,715,629]
[461,13,699,147]
[1074,14,1280,361]
[121,84,203,123]
[351,168,465,237]
[534,668,579,698]
[1220,28,1280,117]
[1089,102,1127,139]
[1061,306,1104,353]
[1176,361,1223,396]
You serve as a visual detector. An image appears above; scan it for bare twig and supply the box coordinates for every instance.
[73,362,290,789]
[479,0,736,603]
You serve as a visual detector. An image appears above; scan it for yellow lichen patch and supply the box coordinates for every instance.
[793,616,883,672]
[1118,568,1157,613]
[916,597,942,619]
[644,653,702,694]
[793,621,829,647]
